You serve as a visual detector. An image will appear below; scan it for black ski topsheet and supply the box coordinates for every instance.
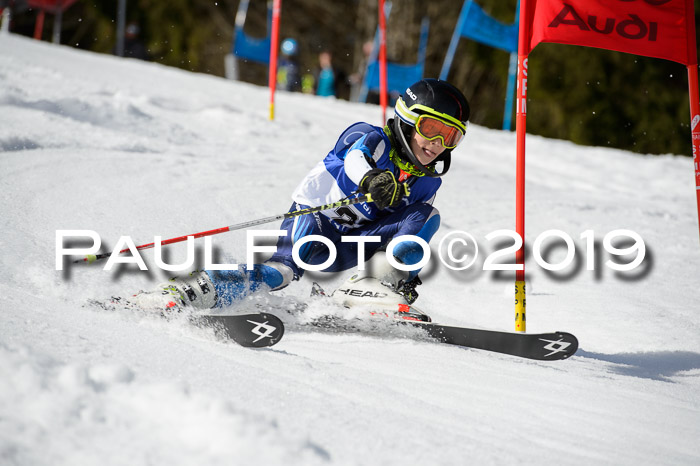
[301,284,577,360]
[298,311,577,360]
[407,321,578,360]
[89,296,573,356]
[87,298,285,349]
[193,313,285,348]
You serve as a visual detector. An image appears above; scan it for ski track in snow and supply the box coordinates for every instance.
[1,34,699,465]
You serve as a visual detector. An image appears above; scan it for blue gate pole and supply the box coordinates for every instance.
[439,0,471,81]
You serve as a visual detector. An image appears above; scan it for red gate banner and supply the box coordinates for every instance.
[521,0,697,65]
[514,0,700,332]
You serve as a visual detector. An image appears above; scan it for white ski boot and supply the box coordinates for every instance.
[129,271,218,312]
[330,252,431,322]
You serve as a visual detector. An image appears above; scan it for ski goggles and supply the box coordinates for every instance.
[414,114,466,149]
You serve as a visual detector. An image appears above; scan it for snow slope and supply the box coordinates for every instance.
[1,34,699,465]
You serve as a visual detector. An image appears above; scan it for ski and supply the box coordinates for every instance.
[294,304,577,360]
[87,298,284,348]
[406,321,578,361]
[192,313,285,348]
[303,282,577,360]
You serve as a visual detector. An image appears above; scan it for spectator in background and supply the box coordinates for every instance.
[114,22,149,60]
[315,50,336,97]
[277,38,302,92]
[301,72,315,94]
[349,40,374,102]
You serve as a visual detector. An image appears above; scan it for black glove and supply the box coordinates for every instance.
[359,168,409,210]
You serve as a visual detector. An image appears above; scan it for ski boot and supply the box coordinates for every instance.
[129,270,217,313]
[331,252,432,322]
[129,262,294,312]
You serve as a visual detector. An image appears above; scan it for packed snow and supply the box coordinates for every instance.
[1,33,699,465]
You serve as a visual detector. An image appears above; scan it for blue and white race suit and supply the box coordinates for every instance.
[207,122,443,304]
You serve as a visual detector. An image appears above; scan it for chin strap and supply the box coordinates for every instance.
[384,124,429,177]
[385,121,451,178]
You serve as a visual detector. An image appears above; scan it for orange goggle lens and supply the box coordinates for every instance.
[415,115,465,149]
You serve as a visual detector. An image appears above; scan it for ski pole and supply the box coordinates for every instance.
[74,194,374,264]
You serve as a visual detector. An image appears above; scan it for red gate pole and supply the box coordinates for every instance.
[378,0,388,123]
[268,0,282,121]
[514,53,528,333]
[34,9,45,40]
[514,1,532,333]
[687,64,700,243]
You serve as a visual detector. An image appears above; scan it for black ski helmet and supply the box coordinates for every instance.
[392,79,470,177]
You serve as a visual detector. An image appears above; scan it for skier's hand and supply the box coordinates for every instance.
[359,169,409,210]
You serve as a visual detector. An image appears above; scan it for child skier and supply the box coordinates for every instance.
[132,79,470,317]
